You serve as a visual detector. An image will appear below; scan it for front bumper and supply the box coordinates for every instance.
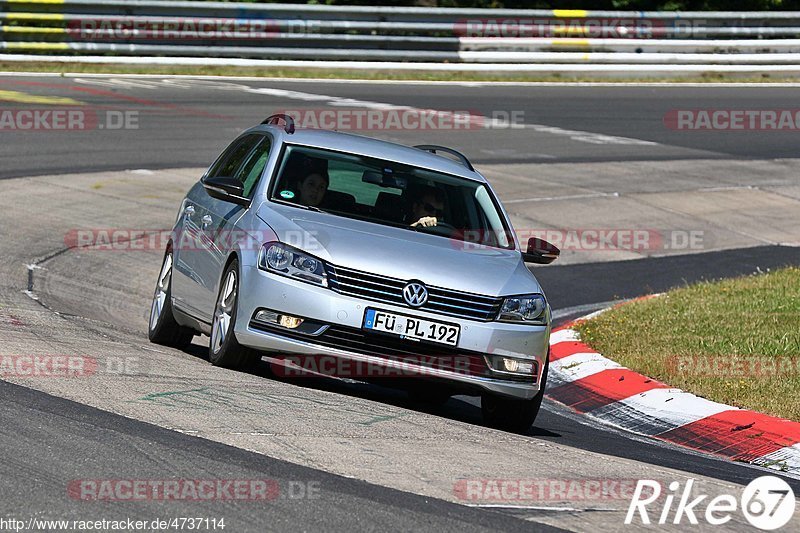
[235,265,550,400]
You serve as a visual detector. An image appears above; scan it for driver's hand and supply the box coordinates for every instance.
[411,216,438,228]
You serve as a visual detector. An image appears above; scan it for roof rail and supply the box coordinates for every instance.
[414,144,474,171]
[262,114,295,134]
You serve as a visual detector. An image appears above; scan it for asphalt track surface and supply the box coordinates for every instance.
[1,76,800,179]
[0,379,553,533]
[1,75,799,532]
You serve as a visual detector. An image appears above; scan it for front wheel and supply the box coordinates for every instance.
[209,260,257,369]
[482,357,548,433]
[148,250,194,349]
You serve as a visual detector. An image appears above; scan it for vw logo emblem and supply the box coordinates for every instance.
[403,282,428,307]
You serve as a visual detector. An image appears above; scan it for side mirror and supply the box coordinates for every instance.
[522,238,560,265]
[203,176,249,206]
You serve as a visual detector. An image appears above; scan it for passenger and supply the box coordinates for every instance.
[297,172,329,207]
[408,187,446,228]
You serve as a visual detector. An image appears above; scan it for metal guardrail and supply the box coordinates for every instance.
[1,1,799,73]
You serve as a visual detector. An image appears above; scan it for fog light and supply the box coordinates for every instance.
[278,315,304,329]
[254,310,279,324]
[502,358,534,374]
[488,355,536,375]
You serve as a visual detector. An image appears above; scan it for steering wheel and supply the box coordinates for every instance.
[413,221,457,236]
[433,221,457,230]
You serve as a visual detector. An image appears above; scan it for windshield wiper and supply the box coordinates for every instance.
[272,198,331,214]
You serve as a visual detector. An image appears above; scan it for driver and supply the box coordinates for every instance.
[408,187,446,228]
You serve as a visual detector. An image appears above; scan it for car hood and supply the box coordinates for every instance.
[257,203,542,297]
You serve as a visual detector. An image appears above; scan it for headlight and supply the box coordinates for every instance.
[498,294,548,324]
[258,242,328,287]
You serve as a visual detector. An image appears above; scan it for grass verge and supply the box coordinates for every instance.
[0,61,798,83]
[574,266,800,421]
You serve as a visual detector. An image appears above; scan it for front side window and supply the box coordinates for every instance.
[235,137,271,198]
[207,134,271,199]
[269,145,513,250]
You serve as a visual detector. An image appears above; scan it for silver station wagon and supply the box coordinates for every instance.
[149,115,559,432]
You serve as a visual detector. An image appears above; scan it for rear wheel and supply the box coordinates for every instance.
[148,250,194,349]
[209,260,257,369]
[482,357,549,433]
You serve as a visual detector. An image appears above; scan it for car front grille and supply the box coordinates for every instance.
[326,264,503,322]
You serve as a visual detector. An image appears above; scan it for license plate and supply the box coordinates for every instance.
[362,308,460,346]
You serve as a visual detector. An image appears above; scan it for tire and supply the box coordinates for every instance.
[481,356,549,433]
[148,250,195,349]
[209,259,257,369]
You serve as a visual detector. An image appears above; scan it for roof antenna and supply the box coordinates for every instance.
[262,114,295,134]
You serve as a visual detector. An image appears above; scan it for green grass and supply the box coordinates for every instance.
[1,61,798,83]
[574,267,800,421]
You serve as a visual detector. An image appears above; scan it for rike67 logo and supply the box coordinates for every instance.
[626,476,795,530]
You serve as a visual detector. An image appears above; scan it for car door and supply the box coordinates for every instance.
[174,133,272,322]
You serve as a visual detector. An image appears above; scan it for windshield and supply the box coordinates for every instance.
[269,145,514,250]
